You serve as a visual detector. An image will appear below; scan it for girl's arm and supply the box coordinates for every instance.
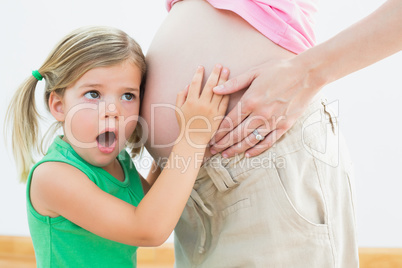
[145,160,161,187]
[139,160,161,194]
[30,64,229,247]
[210,0,402,157]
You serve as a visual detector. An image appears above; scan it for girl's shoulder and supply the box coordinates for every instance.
[30,161,88,218]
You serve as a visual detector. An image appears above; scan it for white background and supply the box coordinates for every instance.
[0,0,401,247]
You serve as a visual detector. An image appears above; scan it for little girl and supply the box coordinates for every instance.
[6,26,229,267]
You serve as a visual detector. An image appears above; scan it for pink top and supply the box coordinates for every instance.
[166,0,319,54]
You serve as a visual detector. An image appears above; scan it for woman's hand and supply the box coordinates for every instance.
[209,58,321,158]
[175,64,230,146]
[209,0,402,159]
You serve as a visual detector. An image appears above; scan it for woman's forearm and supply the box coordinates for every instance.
[298,0,402,91]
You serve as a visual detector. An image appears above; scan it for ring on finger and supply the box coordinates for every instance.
[252,129,264,141]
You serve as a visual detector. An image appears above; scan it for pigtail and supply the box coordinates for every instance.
[5,74,43,182]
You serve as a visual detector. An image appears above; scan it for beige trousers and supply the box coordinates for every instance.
[174,97,358,268]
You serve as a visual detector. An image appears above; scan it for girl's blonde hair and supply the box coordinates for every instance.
[5,26,147,182]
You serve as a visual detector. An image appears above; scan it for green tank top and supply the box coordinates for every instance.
[26,136,144,267]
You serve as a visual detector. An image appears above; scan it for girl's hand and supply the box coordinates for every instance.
[175,64,230,146]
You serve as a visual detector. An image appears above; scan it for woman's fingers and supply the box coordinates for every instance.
[217,127,265,157]
[210,113,269,155]
[210,118,254,153]
[244,128,286,157]
[208,97,251,147]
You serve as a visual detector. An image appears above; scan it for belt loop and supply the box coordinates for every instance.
[204,157,237,192]
[321,98,336,134]
[190,189,213,217]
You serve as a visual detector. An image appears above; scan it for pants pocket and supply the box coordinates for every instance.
[270,149,329,232]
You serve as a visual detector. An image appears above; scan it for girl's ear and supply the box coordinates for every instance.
[49,91,65,122]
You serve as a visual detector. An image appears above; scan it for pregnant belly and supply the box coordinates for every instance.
[141,0,295,166]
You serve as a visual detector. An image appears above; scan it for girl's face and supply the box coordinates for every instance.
[59,60,141,170]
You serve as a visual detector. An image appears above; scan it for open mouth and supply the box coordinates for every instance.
[96,131,116,153]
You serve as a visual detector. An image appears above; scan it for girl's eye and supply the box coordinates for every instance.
[84,91,100,99]
[122,93,135,101]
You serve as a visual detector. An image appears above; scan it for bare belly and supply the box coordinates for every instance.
[141,0,295,166]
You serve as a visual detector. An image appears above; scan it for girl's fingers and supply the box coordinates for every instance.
[213,68,256,95]
[175,85,189,108]
[187,66,205,99]
[218,94,230,114]
[212,67,230,107]
[218,67,230,85]
[200,64,222,101]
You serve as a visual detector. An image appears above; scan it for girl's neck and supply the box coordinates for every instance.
[102,159,125,182]
[61,135,125,182]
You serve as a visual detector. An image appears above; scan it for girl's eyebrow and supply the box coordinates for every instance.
[126,87,140,92]
[78,83,102,89]
[78,84,139,92]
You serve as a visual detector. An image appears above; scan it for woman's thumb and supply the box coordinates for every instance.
[213,70,256,94]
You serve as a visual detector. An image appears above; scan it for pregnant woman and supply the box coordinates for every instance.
[141,0,358,267]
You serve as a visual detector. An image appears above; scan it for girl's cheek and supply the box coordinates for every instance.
[123,120,138,140]
[123,101,140,114]
[121,105,140,138]
[68,108,99,143]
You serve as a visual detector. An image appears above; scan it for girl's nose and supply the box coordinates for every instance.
[101,97,121,118]
[105,103,119,117]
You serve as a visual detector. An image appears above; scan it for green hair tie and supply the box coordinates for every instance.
[32,70,43,81]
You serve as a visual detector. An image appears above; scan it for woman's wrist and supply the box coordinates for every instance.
[290,44,334,95]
